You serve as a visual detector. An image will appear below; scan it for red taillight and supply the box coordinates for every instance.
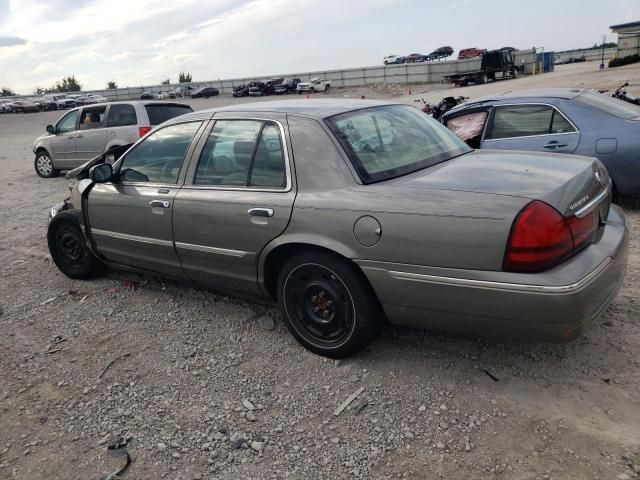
[566,209,597,250]
[504,201,598,273]
[139,126,152,138]
[504,201,573,273]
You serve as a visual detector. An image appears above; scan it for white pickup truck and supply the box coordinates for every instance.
[296,78,332,94]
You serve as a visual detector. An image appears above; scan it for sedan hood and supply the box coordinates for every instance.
[385,150,609,216]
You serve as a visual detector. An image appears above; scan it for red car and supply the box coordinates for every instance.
[458,48,486,60]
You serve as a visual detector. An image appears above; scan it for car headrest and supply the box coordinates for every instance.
[234,141,254,168]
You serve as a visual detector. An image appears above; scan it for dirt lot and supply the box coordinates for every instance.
[1,62,639,480]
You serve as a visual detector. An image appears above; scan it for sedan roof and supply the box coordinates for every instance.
[184,98,401,119]
[462,88,586,106]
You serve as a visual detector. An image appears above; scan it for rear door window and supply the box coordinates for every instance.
[107,104,137,127]
[118,121,202,183]
[488,104,576,139]
[144,104,194,125]
[194,120,286,188]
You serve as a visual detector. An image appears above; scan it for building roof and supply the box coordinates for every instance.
[183,98,401,120]
[610,20,640,32]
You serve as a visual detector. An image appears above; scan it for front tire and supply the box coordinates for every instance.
[34,150,60,178]
[277,251,383,358]
[48,214,105,279]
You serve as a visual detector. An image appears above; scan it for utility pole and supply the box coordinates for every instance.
[600,34,606,69]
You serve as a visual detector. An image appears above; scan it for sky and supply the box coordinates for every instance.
[0,0,638,94]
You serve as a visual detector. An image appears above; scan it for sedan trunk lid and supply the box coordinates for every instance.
[389,149,610,217]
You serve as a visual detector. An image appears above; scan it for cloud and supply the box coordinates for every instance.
[0,35,26,47]
[172,53,203,63]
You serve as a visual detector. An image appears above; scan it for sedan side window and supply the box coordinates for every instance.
[488,105,576,140]
[550,109,575,134]
[118,121,202,184]
[194,120,286,188]
[56,110,79,134]
[489,105,553,139]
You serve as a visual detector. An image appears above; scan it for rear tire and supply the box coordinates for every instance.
[48,214,105,279]
[277,251,383,358]
[34,150,60,178]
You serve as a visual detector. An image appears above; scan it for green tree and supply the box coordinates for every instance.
[107,80,118,89]
[161,78,171,85]
[178,71,192,83]
[1,87,16,97]
[55,75,82,92]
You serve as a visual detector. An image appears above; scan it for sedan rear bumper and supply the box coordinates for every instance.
[358,205,629,341]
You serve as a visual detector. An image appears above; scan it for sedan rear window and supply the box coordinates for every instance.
[144,104,193,125]
[326,105,471,183]
[577,91,640,120]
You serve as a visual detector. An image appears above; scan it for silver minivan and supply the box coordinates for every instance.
[33,101,193,177]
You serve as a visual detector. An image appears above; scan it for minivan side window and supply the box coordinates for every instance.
[118,121,202,184]
[194,120,286,188]
[56,110,79,134]
[488,105,576,140]
[79,106,107,130]
[107,104,137,127]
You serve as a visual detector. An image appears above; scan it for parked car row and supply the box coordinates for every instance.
[141,85,220,100]
[44,97,629,358]
[233,78,301,97]
[383,46,454,65]
[0,93,110,113]
[384,46,517,65]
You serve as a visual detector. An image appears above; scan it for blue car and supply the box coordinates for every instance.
[441,88,640,201]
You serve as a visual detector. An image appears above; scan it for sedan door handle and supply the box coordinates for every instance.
[248,208,274,217]
[543,141,567,149]
[149,200,170,208]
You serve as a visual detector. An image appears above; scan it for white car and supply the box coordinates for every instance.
[87,94,109,103]
[296,78,332,94]
[383,55,402,65]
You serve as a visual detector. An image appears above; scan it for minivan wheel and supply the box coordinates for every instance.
[48,214,105,279]
[34,151,60,178]
[277,252,383,358]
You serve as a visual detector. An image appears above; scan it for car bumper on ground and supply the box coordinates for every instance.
[358,205,629,342]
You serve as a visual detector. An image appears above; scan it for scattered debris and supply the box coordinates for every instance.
[79,295,88,303]
[333,387,365,416]
[121,279,142,291]
[41,297,57,306]
[102,436,133,480]
[352,396,370,415]
[481,369,499,382]
[45,335,66,354]
[242,399,256,411]
[99,352,132,379]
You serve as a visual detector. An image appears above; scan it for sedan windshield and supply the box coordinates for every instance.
[326,105,471,183]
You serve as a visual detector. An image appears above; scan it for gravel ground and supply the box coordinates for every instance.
[1,62,639,479]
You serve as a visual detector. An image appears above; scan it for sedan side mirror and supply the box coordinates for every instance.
[46,125,54,134]
[89,163,113,183]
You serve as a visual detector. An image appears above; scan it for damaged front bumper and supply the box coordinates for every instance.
[49,201,68,221]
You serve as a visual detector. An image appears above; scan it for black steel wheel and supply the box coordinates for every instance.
[48,214,105,279]
[277,251,383,358]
